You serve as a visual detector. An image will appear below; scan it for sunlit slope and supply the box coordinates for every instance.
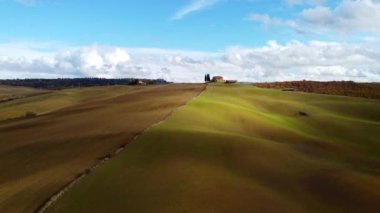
[0,85,49,103]
[0,86,136,121]
[50,84,380,213]
[0,84,205,213]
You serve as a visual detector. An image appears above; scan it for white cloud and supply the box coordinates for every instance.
[224,40,380,81]
[301,0,380,33]
[251,0,380,34]
[54,46,131,78]
[172,0,220,20]
[0,41,380,82]
[248,13,298,29]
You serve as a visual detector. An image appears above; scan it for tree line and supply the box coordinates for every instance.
[255,80,380,99]
[0,78,169,90]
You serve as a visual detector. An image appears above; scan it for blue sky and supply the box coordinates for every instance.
[1,0,348,49]
[1,0,380,82]
[0,0,304,49]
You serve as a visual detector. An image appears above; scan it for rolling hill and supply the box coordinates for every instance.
[0,84,205,213]
[47,84,380,213]
[0,85,49,104]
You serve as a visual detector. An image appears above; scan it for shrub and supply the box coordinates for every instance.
[298,111,308,116]
[24,111,37,118]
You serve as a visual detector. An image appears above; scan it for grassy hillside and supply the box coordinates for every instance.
[0,84,205,213]
[0,85,49,104]
[49,84,380,213]
[0,86,138,121]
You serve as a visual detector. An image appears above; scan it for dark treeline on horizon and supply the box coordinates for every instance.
[0,78,169,89]
[255,80,380,100]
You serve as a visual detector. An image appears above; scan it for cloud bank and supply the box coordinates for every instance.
[0,40,379,82]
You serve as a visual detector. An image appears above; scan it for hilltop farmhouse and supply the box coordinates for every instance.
[212,76,224,83]
[211,76,238,84]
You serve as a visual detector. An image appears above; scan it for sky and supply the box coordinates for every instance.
[1,0,380,82]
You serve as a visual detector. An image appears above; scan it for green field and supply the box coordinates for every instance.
[48,84,380,213]
[0,84,205,213]
[0,85,49,105]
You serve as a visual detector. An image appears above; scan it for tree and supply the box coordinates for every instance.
[206,74,211,82]
[204,74,207,82]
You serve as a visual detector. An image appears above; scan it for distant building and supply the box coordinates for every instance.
[137,80,146,85]
[212,76,224,83]
[131,79,146,85]
[225,80,238,84]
